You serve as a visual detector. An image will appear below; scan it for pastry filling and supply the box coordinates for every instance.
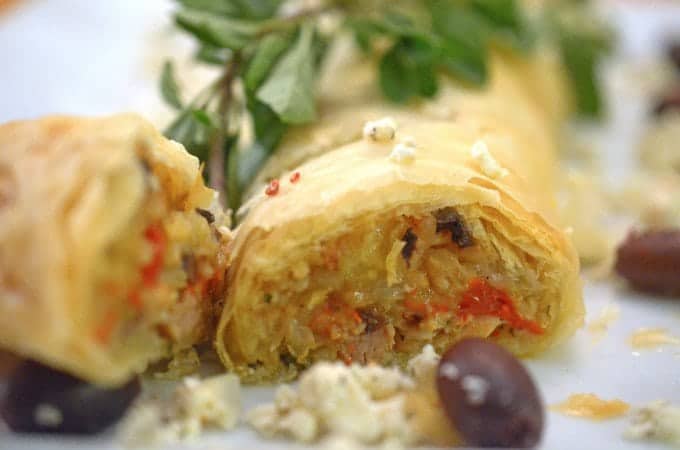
[90,159,227,368]
[229,204,553,380]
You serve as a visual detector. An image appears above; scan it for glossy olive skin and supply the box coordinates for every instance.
[436,338,544,448]
[615,229,680,295]
[1,361,140,434]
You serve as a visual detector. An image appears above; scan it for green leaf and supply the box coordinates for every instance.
[380,38,439,103]
[249,97,288,151]
[244,32,293,93]
[195,43,231,65]
[230,0,282,20]
[430,3,489,84]
[549,2,615,117]
[191,109,218,129]
[222,133,241,211]
[470,0,534,52]
[346,17,385,53]
[176,0,240,16]
[175,9,259,50]
[559,34,603,117]
[256,25,317,124]
[235,142,270,192]
[160,61,183,110]
[470,0,522,29]
[165,109,211,161]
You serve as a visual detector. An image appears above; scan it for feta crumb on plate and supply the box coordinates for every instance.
[470,140,508,179]
[407,344,440,383]
[247,346,449,447]
[118,374,240,448]
[624,401,680,446]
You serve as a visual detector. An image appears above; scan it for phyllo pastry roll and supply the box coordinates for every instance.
[0,115,230,386]
[216,115,583,382]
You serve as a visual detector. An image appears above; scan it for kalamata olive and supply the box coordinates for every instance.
[436,338,544,448]
[1,361,140,434]
[615,229,680,295]
[668,42,680,70]
[653,86,680,117]
[433,208,474,248]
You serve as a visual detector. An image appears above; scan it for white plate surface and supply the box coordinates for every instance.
[1,1,680,449]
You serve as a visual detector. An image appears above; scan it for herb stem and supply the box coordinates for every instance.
[256,4,335,36]
[208,53,241,205]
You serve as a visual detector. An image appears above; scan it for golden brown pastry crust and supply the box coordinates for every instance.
[216,48,582,382]
[0,114,226,385]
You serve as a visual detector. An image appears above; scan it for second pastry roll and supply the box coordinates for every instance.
[216,118,582,382]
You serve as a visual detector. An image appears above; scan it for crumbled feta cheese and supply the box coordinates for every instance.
[461,375,490,405]
[389,143,416,164]
[321,434,365,450]
[407,344,440,383]
[624,401,680,445]
[247,346,446,446]
[118,403,182,448]
[363,117,398,142]
[349,364,415,400]
[281,408,320,442]
[246,404,280,438]
[297,363,382,442]
[176,374,241,430]
[118,374,241,447]
[34,403,63,427]
[274,384,299,412]
[470,140,508,179]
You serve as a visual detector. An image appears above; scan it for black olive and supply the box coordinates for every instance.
[652,86,680,117]
[401,228,418,265]
[1,361,140,434]
[433,208,474,248]
[436,338,544,448]
[195,208,215,224]
[668,41,680,70]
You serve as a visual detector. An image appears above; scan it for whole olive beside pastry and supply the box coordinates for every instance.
[436,338,544,448]
[1,361,140,434]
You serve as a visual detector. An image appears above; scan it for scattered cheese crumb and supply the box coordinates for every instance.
[363,117,398,142]
[470,140,508,179]
[118,374,240,447]
[406,344,440,383]
[389,142,416,164]
[247,346,446,447]
[625,401,680,445]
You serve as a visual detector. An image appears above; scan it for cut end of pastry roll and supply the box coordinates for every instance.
[216,122,583,383]
[0,115,230,386]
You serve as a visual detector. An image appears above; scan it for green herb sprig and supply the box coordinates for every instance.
[160,0,612,213]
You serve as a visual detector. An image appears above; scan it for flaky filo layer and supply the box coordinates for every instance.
[216,118,583,383]
[0,115,230,386]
